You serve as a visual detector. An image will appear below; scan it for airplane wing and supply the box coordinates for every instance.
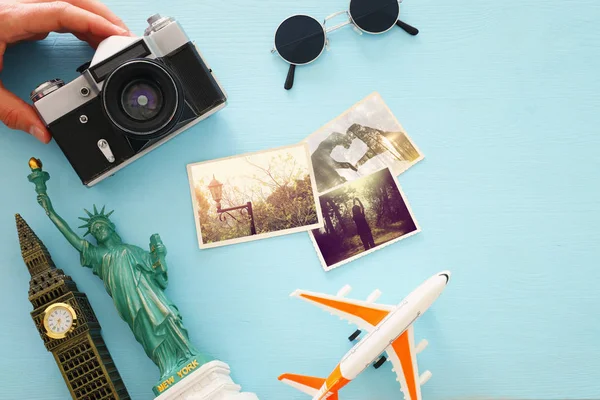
[278,374,323,396]
[385,326,431,400]
[278,374,339,400]
[291,288,395,331]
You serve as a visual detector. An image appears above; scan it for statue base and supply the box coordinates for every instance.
[154,360,259,400]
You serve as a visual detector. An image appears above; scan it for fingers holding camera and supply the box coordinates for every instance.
[72,32,103,49]
[0,84,51,143]
[0,0,129,142]
[0,28,50,142]
[24,33,50,42]
[7,1,129,44]
[18,0,130,32]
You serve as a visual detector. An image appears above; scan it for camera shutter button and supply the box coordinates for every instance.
[97,139,116,163]
[144,14,175,35]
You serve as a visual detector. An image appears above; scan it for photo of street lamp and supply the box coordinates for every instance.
[208,175,257,236]
[187,143,323,249]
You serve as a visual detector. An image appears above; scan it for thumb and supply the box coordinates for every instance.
[0,86,51,143]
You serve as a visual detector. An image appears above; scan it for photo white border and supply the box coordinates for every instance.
[187,143,324,249]
[304,91,425,195]
[308,167,421,271]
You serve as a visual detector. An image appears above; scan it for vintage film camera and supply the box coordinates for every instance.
[31,14,227,186]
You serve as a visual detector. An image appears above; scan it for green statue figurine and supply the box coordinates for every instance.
[28,158,212,397]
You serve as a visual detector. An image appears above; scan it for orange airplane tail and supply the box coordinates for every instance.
[278,373,339,399]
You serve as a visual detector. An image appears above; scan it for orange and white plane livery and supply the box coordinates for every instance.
[278,271,451,400]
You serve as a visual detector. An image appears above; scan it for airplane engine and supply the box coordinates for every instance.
[348,329,361,342]
[373,355,387,369]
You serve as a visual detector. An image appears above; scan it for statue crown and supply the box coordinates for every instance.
[78,205,115,236]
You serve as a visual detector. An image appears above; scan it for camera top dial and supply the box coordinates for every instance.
[144,14,175,36]
[30,79,65,102]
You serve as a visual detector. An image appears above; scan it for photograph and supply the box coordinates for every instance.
[187,143,323,249]
[310,168,420,271]
[305,92,424,194]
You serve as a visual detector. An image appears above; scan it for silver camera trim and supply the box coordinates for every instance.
[33,74,100,125]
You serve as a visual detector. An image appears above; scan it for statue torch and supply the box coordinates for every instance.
[28,158,51,213]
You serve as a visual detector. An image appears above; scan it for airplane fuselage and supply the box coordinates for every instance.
[315,272,449,399]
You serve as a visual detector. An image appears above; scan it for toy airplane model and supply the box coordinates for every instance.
[279,271,451,400]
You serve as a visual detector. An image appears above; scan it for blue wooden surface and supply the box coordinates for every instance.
[1,0,600,399]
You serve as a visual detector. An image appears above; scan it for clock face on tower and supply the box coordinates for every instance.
[43,303,77,340]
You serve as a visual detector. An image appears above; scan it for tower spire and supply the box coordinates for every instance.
[15,214,56,276]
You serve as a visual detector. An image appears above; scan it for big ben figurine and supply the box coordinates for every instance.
[16,212,130,399]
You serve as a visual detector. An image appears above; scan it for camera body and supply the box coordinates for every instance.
[31,14,227,187]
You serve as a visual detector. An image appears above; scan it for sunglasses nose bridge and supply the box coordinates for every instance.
[324,10,352,34]
[324,10,348,24]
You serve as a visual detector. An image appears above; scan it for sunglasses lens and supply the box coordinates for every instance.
[275,15,326,65]
[350,0,399,33]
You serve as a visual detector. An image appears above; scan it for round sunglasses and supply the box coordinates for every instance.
[271,0,419,90]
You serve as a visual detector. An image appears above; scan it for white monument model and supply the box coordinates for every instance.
[155,360,258,400]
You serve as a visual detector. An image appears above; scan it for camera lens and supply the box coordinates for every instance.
[103,59,183,139]
[121,80,163,121]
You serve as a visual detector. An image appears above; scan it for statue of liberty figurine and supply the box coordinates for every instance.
[27,159,259,399]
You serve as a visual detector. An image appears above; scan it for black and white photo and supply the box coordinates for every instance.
[305,92,424,194]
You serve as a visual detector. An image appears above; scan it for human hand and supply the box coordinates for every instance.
[0,0,131,143]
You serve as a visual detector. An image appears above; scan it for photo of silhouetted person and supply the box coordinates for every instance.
[352,198,375,250]
[311,168,420,270]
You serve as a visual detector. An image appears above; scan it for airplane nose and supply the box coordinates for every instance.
[439,271,451,283]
